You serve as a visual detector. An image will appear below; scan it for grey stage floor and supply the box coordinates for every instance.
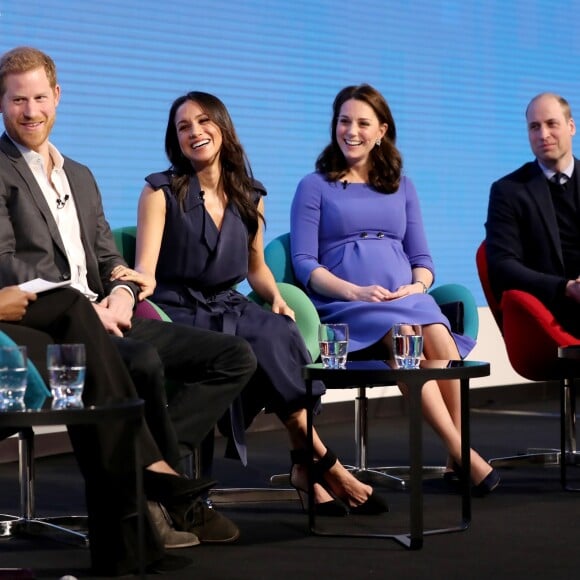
[1,394,579,579]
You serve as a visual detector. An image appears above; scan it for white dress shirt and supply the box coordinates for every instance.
[14,140,99,301]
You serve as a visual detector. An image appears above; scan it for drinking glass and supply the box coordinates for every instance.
[0,345,27,411]
[392,323,423,369]
[47,344,86,409]
[318,323,349,369]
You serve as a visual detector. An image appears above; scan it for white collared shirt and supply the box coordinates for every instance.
[538,158,575,183]
[13,140,98,301]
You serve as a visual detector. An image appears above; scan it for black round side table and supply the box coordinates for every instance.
[302,359,490,549]
[0,398,145,576]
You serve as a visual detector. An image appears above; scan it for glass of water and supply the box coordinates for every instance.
[0,345,28,411]
[318,323,349,369]
[47,344,86,409]
[392,323,423,369]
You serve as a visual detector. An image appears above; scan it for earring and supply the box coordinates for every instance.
[375,138,381,147]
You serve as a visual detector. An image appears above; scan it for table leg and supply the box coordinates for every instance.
[460,378,471,525]
[302,368,477,546]
[355,387,368,469]
[561,378,567,489]
[306,378,315,532]
[135,414,145,580]
[406,378,423,550]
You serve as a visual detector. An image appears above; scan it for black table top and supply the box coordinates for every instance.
[302,359,490,387]
[0,398,144,428]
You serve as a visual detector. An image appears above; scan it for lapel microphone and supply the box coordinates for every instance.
[56,194,70,209]
[342,180,348,190]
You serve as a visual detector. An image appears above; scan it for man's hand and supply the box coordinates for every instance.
[93,291,133,337]
[565,279,580,303]
[0,286,37,321]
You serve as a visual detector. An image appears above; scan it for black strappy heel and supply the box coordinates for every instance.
[348,490,389,515]
[289,449,348,517]
[293,448,388,516]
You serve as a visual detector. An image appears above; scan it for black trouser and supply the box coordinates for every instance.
[122,316,257,455]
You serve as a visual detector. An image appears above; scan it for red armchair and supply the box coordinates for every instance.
[476,241,580,489]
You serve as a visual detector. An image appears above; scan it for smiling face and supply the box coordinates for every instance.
[174,99,223,171]
[335,98,387,171]
[526,94,576,171]
[0,66,60,153]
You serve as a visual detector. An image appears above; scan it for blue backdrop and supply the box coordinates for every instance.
[2,0,579,302]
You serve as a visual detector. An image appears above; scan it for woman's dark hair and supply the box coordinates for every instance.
[164,91,262,247]
[316,83,403,193]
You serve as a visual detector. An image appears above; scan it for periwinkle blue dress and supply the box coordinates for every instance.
[290,172,475,358]
[145,171,324,463]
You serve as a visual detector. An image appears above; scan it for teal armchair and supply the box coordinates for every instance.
[264,232,478,343]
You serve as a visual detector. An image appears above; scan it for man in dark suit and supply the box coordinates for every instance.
[486,92,580,336]
[0,46,257,575]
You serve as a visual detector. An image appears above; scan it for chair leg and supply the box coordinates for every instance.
[485,382,580,482]
[207,487,298,505]
[20,427,34,520]
[488,451,561,469]
[344,386,447,490]
[561,378,580,491]
[0,428,89,546]
[196,431,298,506]
[341,386,407,490]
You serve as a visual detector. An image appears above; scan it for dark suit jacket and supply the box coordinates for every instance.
[0,133,137,299]
[484,158,580,310]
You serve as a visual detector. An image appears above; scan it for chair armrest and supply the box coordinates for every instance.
[134,299,172,322]
[264,233,296,284]
[429,283,479,341]
[112,226,137,267]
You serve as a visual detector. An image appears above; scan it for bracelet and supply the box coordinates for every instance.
[416,280,428,294]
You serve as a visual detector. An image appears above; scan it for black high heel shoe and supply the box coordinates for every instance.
[290,449,348,517]
[348,491,389,515]
[443,460,500,497]
[472,468,500,497]
[313,449,388,516]
[443,461,464,485]
[291,448,388,516]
